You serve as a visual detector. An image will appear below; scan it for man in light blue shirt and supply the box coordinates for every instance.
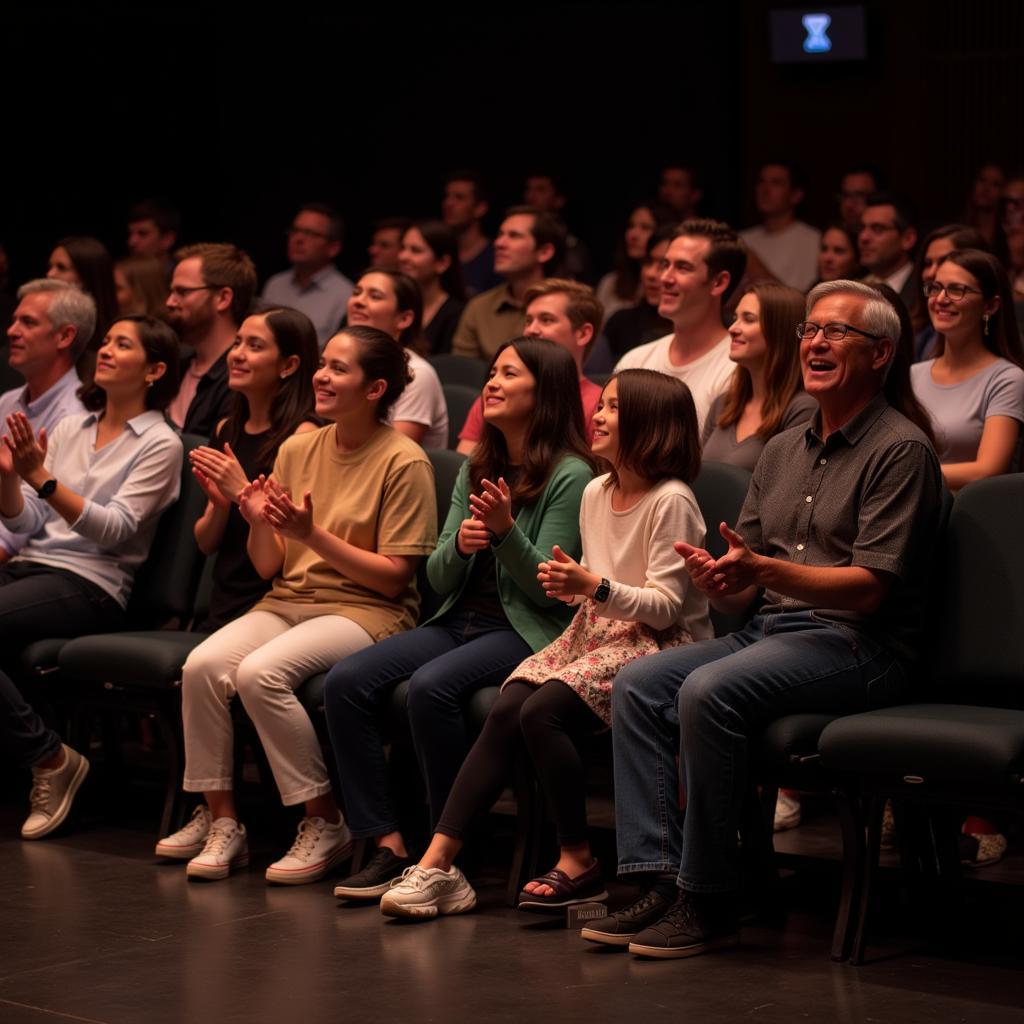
[261,202,354,348]
[0,280,90,562]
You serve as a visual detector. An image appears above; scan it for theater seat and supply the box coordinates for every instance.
[442,383,479,450]
[427,354,488,389]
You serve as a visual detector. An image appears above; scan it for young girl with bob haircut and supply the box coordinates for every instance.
[162,325,437,885]
[325,337,594,900]
[379,368,712,919]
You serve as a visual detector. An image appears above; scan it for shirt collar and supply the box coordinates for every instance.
[495,283,522,312]
[82,408,168,436]
[291,264,336,290]
[20,367,81,414]
[805,392,889,449]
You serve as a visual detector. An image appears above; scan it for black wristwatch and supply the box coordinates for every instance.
[35,479,57,499]
[593,577,611,603]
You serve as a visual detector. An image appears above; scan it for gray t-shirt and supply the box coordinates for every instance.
[911,357,1024,468]
[701,391,818,472]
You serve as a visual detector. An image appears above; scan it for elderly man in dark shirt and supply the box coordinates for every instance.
[583,280,943,959]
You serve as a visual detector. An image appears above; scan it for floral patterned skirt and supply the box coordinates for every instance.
[504,599,692,727]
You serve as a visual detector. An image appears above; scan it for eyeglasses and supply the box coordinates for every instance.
[923,281,983,301]
[796,321,885,343]
[168,285,220,300]
[287,225,331,240]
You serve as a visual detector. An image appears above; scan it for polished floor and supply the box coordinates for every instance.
[1,781,1022,1023]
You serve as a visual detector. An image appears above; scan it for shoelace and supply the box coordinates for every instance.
[660,896,703,934]
[390,864,430,890]
[28,776,53,813]
[202,824,238,857]
[284,819,323,861]
[175,807,209,841]
[619,888,667,918]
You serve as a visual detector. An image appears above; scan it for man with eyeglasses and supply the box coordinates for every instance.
[858,192,918,311]
[166,243,257,436]
[262,203,353,348]
[583,279,941,961]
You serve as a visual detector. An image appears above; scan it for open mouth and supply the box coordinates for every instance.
[806,359,836,372]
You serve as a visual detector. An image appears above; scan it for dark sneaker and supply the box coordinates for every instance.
[334,846,413,899]
[628,891,739,959]
[580,887,674,946]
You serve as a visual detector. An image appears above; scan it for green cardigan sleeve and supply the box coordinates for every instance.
[425,462,474,596]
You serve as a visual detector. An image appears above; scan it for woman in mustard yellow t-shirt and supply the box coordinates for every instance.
[158,326,437,886]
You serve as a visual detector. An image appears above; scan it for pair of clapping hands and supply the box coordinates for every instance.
[189,444,312,539]
[455,477,516,555]
[0,413,47,481]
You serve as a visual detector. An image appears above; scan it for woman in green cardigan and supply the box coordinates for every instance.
[324,337,594,898]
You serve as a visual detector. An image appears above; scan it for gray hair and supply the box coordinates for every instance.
[16,279,97,361]
[805,278,900,345]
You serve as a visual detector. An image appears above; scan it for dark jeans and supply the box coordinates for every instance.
[323,610,532,837]
[0,561,123,768]
[436,679,603,847]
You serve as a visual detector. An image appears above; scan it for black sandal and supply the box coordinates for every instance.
[517,861,609,911]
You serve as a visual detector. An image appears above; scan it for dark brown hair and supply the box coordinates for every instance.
[674,218,747,306]
[909,223,989,332]
[79,315,181,413]
[357,268,425,353]
[405,220,466,302]
[54,235,119,349]
[333,325,412,422]
[502,205,567,276]
[174,242,257,326]
[717,283,807,440]
[469,337,594,503]
[605,369,700,486]
[223,308,318,467]
[523,277,604,358]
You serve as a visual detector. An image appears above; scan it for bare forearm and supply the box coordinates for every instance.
[194,503,230,555]
[305,525,415,598]
[247,521,284,579]
[753,556,888,613]
[23,468,85,526]
[0,474,22,518]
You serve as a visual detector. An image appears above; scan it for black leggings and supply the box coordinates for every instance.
[436,680,602,847]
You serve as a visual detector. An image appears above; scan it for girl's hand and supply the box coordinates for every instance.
[0,432,14,477]
[261,477,314,540]
[193,466,232,509]
[189,442,248,504]
[4,413,48,485]
[238,475,270,525]
[537,544,601,602]
[468,477,514,537]
[456,516,490,555]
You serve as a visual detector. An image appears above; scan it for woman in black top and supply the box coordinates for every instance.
[398,221,466,355]
[189,307,319,631]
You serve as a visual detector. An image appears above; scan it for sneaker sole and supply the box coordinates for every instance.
[265,840,352,886]
[334,879,396,899]
[380,889,477,920]
[580,927,635,947]
[21,756,90,840]
[186,851,250,881]
[155,841,207,860]
[628,933,739,959]
[518,889,609,911]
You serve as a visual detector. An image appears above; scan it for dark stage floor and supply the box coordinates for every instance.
[1,787,1023,1024]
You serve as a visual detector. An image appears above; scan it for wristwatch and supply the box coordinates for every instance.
[593,577,611,603]
[35,479,57,499]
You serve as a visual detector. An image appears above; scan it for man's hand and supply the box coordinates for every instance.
[675,522,761,596]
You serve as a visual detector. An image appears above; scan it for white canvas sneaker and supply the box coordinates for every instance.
[379,863,477,919]
[265,816,352,885]
[186,818,249,880]
[155,805,212,859]
[21,744,89,840]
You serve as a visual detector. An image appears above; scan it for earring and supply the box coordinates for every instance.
[983,314,990,336]
[146,379,154,388]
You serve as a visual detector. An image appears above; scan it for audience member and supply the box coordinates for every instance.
[262,204,353,348]
[126,199,180,268]
[1000,174,1024,299]
[657,163,702,221]
[740,162,820,291]
[114,256,169,318]
[185,308,320,634]
[835,165,881,233]
[381,369,712,918]
[397,221,466,355]
[452,207,564,360]
[347,270,448,447]
[0,314,182,839]
[858,192,918,310]
[600,227,674,367]
[442,170,501,296]
[1,281,91,562]
[817,223,862,283]
[963,162,1006,248]
[912,249,1024,491]
[165,243,257,437]
[614,219,745,431]
[523,172,592,281]
[596,202,675,323]
[160,326,437,884]
[456,279,603,455]
[702,283,817,471]
[46,236,119,358]
[583,280,942,959]
[368,218,411,272]
[324,338,593,900]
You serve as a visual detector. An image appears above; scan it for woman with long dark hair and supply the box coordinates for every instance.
[46,236,119,353]
[324,337,594,899]
[398,221,466,355]
[596,202,675,323]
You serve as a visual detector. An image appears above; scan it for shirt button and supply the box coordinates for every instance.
[820,458,827,465]
[797,543,805,551]
[805,495,813,503]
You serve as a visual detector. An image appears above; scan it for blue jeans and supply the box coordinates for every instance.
[611,611,906,893]
[323,611,532,837]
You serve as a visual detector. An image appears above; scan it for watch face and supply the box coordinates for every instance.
[594,578,611,602]
[37,479,57,498]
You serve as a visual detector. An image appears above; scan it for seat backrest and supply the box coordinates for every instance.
[428,354,489,390]
[442,383,481,449]
[927,473,1024,705]
[418,449,466,620]
[125,432,207,627]
[690,460,753,637]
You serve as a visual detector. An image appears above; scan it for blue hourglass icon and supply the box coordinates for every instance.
[802,13,833,53]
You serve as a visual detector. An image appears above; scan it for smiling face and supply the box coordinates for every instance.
[93,319,165,399]
[313,332,379,421]
[625,207,656,260]
[494,213,544,278]
[481,345,537,429]
[818,227,858,282]
[228,314,297,398]
[590,377,619,463]
[6,292,74,377]
[398,227,447,285]
[46,246,80,285]
[927,263,995,342]
[641,239,669,306]
[523,293,588,367]
[658,235,723,327]
[347,272,412,341]
[728,292,767,370]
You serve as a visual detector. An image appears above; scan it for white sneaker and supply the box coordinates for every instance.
[186,818,249,880]
[21,744,90,840]
[265,816,352,885]
[773,792,802,833]
[379,863,477,919]
[155,805,212,859]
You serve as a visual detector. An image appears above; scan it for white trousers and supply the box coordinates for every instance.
[182,610,372,806]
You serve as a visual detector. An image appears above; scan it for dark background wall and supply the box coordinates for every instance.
[1,1,1020,287]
